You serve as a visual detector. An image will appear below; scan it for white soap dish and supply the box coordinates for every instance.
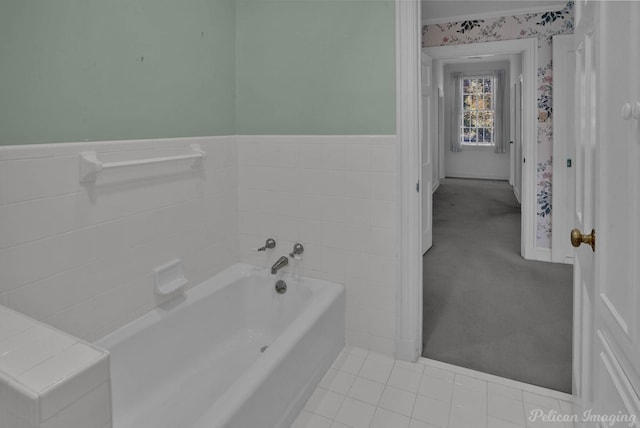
[154,259,187,296]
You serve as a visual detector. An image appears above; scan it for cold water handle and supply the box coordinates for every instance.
[289,243,304,260]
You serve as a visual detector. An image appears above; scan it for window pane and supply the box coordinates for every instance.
[477,128,492,143]
[463,112,472,127]
[480,111,493,127]
[463,94,472,109]
[484,79,492,93]
[463,79,472,93]
[485,128,493,142]
[463,128,476,143]
[483,95,493,110]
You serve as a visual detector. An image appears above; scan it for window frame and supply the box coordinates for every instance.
[459,74,497,148]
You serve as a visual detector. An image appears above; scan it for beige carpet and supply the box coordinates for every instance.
[422,178,573,393]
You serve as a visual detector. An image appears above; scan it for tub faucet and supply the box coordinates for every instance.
[271,256,289,274]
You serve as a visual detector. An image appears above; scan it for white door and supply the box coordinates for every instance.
[421,52,433,254]
[573,1,640,423]
[572,0,597,406]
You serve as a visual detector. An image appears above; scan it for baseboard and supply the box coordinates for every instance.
[446,172,510,181]
[524,246,552,263]
[395,338,420,362]
[513,186,522,204]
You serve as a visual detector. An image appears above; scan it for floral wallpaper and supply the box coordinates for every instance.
[423,2,574,248]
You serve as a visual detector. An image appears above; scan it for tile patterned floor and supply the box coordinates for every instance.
[292,346,575,428]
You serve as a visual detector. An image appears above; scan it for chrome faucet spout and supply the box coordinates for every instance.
[271,256,289,274]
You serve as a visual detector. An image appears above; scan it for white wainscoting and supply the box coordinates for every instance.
[0,136,238,342]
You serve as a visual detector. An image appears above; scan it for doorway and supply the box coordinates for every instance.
[421,39,574,393]
[424,38,538,259]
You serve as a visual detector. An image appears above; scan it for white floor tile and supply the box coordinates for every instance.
[409,419,440,428]
[358,357,393,384]
[370,407,411,428]
[304,388,345,420]
[526,417,566,428]
[488,416,526,428]
[489,383,524,402]
[422,365,455,383]
[488,393,526,426]
[291,411,333,428]
[412,394,450,427]
[449,407,487,428]
[332,352,365,376]
[343,345,369,359]
[452,388,487,415]
[523,391,561,410]
[418,374,454,403]
[523,403,565,428]
[319,369,356,395]
[334,397,376,428]
[366,351,394,364]
[378,385,417,417]
[347,377,385,406]
[388,366,422,393]
[294,346,574,428]
[394,359,425,374]
[453,374,487,393]
[558,400,574,414]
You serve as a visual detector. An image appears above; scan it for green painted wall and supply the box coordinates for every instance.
[236,0,396,135]
[0,0,396,145]
[0,0,236,145]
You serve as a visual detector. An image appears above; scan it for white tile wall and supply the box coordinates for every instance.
[0,136,238,342]
[0,134,398,426]
[237,135,398,356]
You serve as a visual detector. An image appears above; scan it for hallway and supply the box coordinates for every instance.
[422,178,573,393]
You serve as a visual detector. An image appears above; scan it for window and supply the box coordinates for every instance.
[461,76,495,146]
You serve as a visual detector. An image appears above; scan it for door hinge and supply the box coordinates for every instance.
[567,158,572,167]
[416,181,420,192]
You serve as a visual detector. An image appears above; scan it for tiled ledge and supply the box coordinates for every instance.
[0,305,111,428]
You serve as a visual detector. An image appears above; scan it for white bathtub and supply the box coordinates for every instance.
[96,263,345,428]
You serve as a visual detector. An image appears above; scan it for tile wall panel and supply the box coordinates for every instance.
[237,135,398,356]
[0,136,238,342]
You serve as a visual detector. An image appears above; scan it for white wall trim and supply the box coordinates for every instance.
[421,2,567,26]
[396,0,422,362]
[519,39,539,261]
[236,135,396,145]
[514,185,522,204]
[529,247,552,263]
[551,34,576,264]
[446,172,510,181]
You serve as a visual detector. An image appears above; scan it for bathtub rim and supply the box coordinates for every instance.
[96,262,341,351]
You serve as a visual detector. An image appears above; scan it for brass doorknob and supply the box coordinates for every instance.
[571,228,595,251]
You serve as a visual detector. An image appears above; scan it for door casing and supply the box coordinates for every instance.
[424,39,540,262]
